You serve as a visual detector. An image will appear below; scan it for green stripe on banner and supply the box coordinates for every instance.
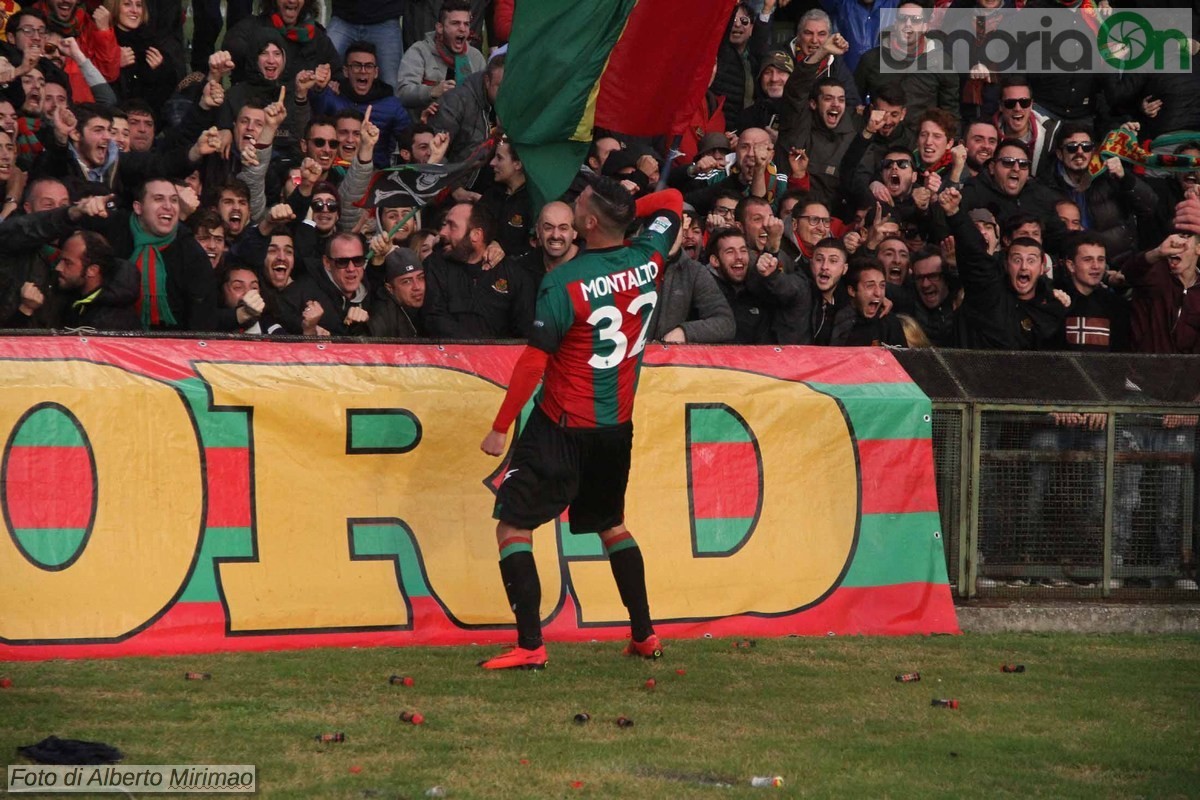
[841,512,950,587]
[689,406,753,444]
[11,528,85,567]
[348,412,419,452]
[806,382,932,441]
[694,517,753,555]
[11,408,84,447]
[179,527,254,602]
[177,378,250,449]
[559,520,603,558]
[349,522,432,598]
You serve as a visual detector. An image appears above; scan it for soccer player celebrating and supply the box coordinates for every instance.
[478,177,683,670]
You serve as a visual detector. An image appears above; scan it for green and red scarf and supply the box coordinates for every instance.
[271,12,315,43]
[129,215,178,329]
[433,37,471,85]
[16,117,42,160]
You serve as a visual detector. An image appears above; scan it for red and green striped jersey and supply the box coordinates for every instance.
[529,211,680,428]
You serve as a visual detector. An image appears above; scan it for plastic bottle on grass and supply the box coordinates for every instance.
[750,775,784,788]
[931,698,960,709]
[314,732,344,742]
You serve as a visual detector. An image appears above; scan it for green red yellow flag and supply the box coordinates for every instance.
[495,0,736,209]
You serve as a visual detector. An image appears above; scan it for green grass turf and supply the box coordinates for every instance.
[2,634,1198,799]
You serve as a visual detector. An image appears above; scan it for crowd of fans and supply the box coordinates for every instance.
[0,0,1196,353]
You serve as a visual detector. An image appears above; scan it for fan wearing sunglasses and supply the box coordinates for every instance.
[1041,122,1159,272]
[993,76,1060,177]
[961,140,1068,250]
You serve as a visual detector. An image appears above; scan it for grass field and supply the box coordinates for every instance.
[3,634,1198,799]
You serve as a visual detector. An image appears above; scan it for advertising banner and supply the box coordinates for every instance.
[0,337,957,660]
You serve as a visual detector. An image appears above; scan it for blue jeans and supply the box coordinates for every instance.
[326,16,404,98]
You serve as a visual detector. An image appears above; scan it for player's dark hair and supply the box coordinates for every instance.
[586,176,636,232]
[216,178,250,203]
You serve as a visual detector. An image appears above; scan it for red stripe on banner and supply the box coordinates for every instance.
[204,448,251,528]
[858,439,940,515]
[690,442,758,519]
[4,447,94,529]
[0,584,958,661]
[595,0,736,136]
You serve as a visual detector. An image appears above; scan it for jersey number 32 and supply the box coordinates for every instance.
[586,291,658,370]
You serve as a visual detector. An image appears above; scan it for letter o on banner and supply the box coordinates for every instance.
[0,360,203,642]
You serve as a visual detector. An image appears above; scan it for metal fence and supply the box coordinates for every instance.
[897,351,1200,601]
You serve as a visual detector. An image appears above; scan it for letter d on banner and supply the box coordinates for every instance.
[568,365,858,621]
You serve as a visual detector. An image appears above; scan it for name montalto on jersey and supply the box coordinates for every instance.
[580,261,659,302]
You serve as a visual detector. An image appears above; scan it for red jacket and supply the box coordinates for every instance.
[1123,251,1200,354]
[34,2,121,82]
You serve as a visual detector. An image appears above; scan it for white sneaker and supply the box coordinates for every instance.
[1175,579,1198,590]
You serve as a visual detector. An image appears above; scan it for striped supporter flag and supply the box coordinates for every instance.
[494,0,736,209]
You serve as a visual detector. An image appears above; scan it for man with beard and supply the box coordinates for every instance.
[313,41,411,169]
[647,221,734,345]
[962,121,998,179]
[423,201,534,339]
[0,190,123,327]
[49,230,139,330]
[218,264,281,335]
[707,227,775,344]
[941,187,1068,350]
[255,229,325,335]
[841,83,912,200]
[1040,123,1158,271]
[830,260,906,347]
[736,195,790,271]
[396,0,484,116]
[513,200,579,282]
[368,247,426,338]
